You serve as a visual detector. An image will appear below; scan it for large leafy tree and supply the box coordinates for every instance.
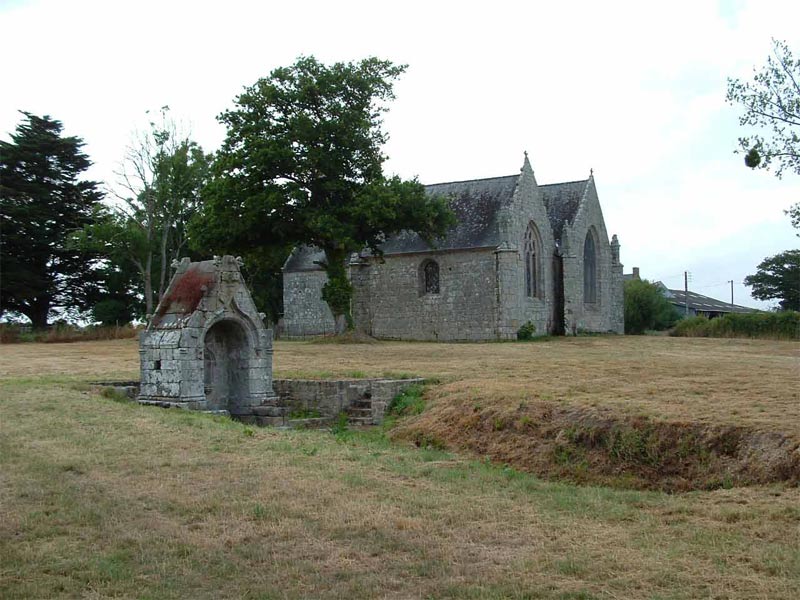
[195,56,454,331]
[728,40,800,312]
[78,108,211,316]
[189,224,292,325]
[0,112,104,328]
[71,206,146,324]
[726,39,799,178]
[744,250,800,311]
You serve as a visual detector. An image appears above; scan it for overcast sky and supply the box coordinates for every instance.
[2,0,798,308]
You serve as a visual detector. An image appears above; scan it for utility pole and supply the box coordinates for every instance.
[684,271,689,316]
[728,280,734,306]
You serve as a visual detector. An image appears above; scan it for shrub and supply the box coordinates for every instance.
[91,299,135,327]
[0,324,23,343]
[516,321,536,340]
[331,412,349,437]
[0,323,140,344]
[624,279,680,334]
[671,316,710,337]
[671,311,799,340]
[387,385,425,416]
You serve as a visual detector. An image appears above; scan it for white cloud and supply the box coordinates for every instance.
[2,0,799,308]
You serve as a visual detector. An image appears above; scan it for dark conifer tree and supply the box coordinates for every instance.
[0,112,104,327]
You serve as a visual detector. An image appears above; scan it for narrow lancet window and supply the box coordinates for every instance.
[524,223,541,298]
[422,260,440,294]
[584,231,597,304]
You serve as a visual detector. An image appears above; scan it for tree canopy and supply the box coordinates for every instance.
[0,112,104,328]
[726,39,800,178]
[193,56,454,331]
[744,250,800,311]
[623,279,680,335]
[76,108,212,317]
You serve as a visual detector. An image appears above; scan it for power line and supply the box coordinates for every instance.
[652,273,685,282]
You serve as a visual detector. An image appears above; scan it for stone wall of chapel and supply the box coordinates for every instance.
[495,163,557,337]
[561,183,624,334]
[282,271,336,337]
[351,249,501,341]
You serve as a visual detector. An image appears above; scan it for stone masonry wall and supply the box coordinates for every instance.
[272,378,425,424]
[496,161,557,337]
[560,182,624,334]
[351,249,499,341]
[283,270,336,337]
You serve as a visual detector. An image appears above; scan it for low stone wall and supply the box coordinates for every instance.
[98,377,424,426]
[272,378,424,424]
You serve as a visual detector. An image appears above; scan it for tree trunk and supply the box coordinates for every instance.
[26,298,51,330]
[321,247,354,334]
[157,218,171,302]
[144,253,154,316]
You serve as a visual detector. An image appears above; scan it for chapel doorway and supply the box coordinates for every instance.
[551,253,566,335]
[203,320,249,412]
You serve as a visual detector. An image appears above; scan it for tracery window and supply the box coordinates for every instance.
[524,223,542,298]
[422,260,440,295]
[584,231,598,304]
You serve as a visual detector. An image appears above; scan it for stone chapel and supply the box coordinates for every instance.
[282,155,624,340]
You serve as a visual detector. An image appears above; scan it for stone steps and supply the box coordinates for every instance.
[252,405,288,417]
[346,401,373,425]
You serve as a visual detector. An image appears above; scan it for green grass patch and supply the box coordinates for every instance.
[387,384,426,417]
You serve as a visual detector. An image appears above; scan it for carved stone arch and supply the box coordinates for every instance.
[583,227,599,304]
[200,309,264,414]
[524,222,544,299]
[201,318,251,413]
[201,310,259,354]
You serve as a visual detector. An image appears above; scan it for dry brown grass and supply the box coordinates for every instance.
[273,336,800,431]
[4,335,790,492]
[1,374,799,598]
[3,336,796,430]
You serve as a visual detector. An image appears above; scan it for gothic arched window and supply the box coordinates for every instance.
[524,223,542,298]
[584,231,598,304]
[421,259,440,295]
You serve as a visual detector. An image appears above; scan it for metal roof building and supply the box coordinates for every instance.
[659,285,757,318]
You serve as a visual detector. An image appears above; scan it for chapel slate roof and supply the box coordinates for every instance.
[379,174,520,255]
[283,173,590,272]
[540,179,588,243]
[283,244,327,272]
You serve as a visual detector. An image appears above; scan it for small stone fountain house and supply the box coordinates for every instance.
[138,255,276,415]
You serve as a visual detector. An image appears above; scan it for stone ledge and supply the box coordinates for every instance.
[96,377,424,428]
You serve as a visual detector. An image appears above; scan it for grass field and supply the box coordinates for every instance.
[1,336,798,598]
[3,336,797,428]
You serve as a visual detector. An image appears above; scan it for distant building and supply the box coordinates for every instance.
[623,267,641,282]
[657,284,757,319]
[624,266,757,318]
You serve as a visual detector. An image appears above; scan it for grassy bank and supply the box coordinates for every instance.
[1,375,799,598]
